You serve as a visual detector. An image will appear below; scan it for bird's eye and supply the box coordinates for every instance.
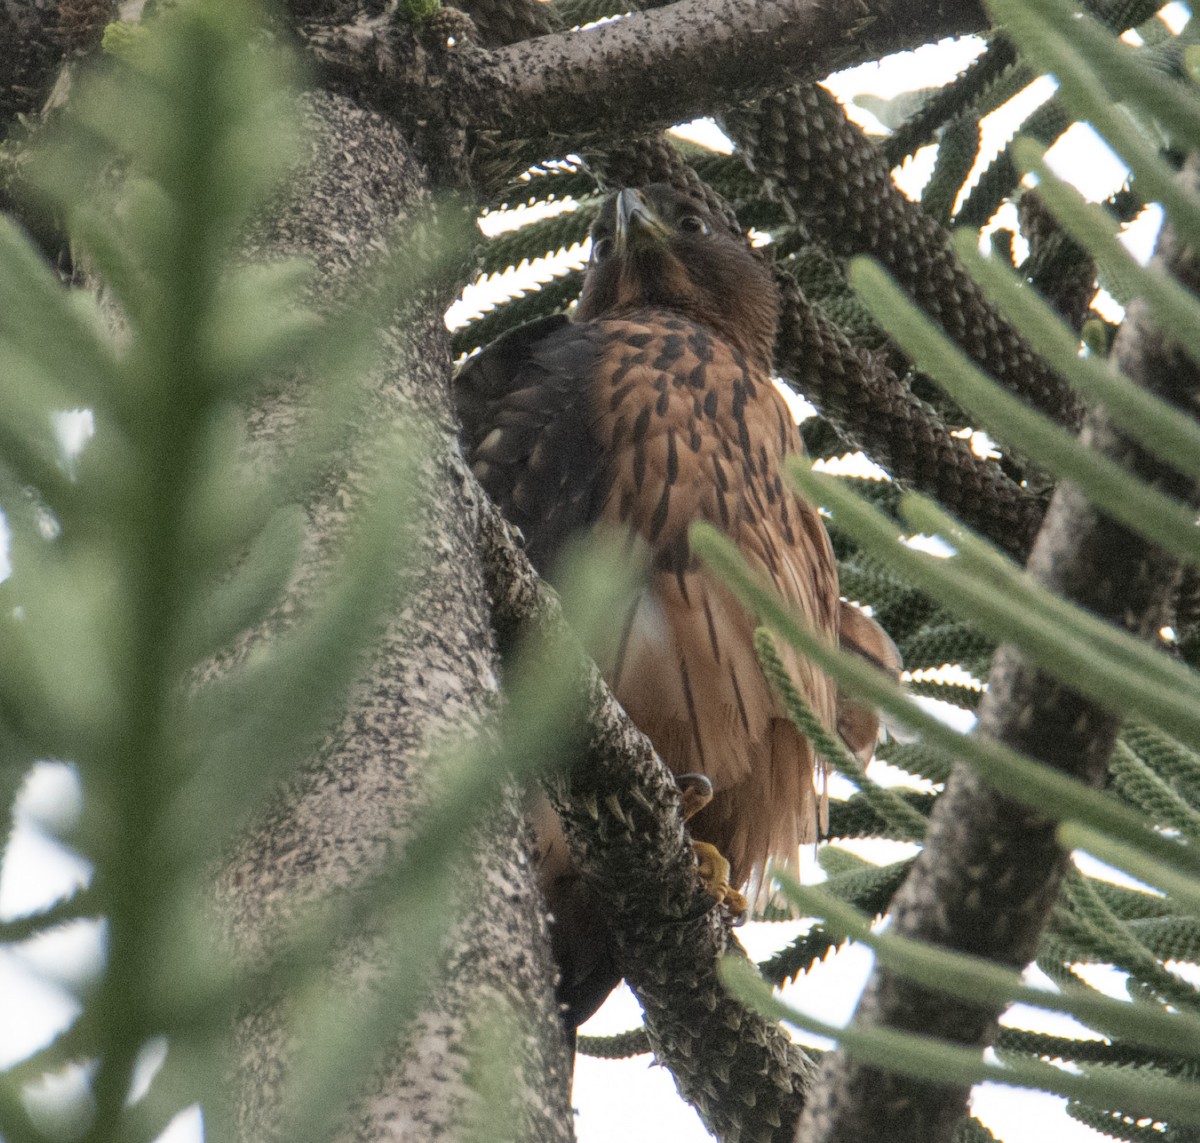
[591,235,615,262]
[679,215,711,236]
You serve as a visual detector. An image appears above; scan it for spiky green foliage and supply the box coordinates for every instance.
[824,790,937,840]
[678,2,1200,1137]
[11,0,1200,1136]
[0,2,640,1139]
[478,198,599,275]
[451,269,583,355]
[920,112,982,225]
[437,1,1200,1138]
[554,0,627,28]
[488,160,597,211]
[756,629,928,841]
[399,0,442,23]
[576,1027,653,1058]
[758,859,913,984]
[953,1119,1001,1143]
[0,4,453,1137]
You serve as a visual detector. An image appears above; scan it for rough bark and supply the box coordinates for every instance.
[0,0,111,125]
[0,0,114,255]
[475,0,987,148]
[478,503,818,1143]
[302,0,990,184]
[212,92,572,1143]
[794,157,1200,1143]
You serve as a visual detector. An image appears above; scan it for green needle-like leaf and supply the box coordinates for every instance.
[690,517,1200,879]
[721,957,1200,1125]
[1033,0,1200,156]
[1061,823,1200,919]
[0,221,119,409]
[205,260,322,393]
[169,442,417,866]
[988,0,1200,249]
[851,258,1200,568]
[952,226,1200,480]
[772,875,1200,1058]
[896,492,1200,749]
[1008,140,1200,375]
[756,628,927,841]
[180,503,307,665]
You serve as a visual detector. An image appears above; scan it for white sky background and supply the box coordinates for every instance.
[2,6,1197,1142]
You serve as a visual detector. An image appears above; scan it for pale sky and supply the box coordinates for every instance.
[2,7,1195,1141]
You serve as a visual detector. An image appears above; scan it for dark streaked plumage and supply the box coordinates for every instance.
[456,184,898,1030]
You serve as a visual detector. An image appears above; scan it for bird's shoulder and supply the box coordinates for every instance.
[454,313,616,576]
[455,313,592,445]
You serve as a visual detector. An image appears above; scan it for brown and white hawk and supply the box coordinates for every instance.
[455,184,899,1029]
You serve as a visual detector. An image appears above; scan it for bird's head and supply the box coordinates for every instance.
[575,184,780,372]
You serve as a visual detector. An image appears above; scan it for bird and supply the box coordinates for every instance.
[455,183,899,1030]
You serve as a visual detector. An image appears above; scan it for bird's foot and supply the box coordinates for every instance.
[675,777,746,916]
[674,772,713,821]
[692,841,748,917]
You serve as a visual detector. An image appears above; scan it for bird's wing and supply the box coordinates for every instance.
[837,601,904,761]
[528,790,618,1030]
[456,312,890,890]
[454,314,611,575]
[457,317,628,1029]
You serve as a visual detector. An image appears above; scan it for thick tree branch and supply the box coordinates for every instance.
[213,91,576,1140]
[477,0,986,146]
[474,492,817,1143]
[305,0,989,180]
[795,157,1200,1143]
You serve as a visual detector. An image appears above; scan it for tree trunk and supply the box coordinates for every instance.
[211,91,573,1143]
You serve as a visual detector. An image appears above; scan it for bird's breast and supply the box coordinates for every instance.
[589,311,800,564]
[579,312,841,885]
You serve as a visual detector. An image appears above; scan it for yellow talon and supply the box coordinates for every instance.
[692,841,748,917]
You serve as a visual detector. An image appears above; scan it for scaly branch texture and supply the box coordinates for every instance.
[794,155,1200,1143]
[585,133,745,234]
[451,0,557,48]
[1018,189,1097,332]
[477,0,988,146]
[883,36,1020,166]
[722,84,1083,429]
[774,274,1046,557]
[475,499,816,1143]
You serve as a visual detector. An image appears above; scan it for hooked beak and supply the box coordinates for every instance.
[615,188,672,253]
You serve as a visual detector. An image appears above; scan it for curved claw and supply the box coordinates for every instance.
[674,772,714,821]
